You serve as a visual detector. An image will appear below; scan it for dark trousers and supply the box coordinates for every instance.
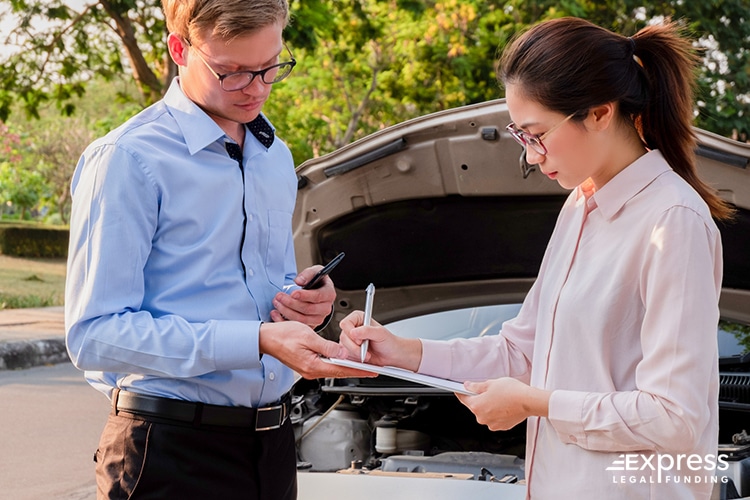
[94,410,298,499]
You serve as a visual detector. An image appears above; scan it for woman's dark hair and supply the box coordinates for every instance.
[498,17,734,220]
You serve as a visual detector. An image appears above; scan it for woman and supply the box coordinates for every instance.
[339,17,734,499]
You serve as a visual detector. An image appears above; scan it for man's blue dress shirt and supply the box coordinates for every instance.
[65,79,298,407]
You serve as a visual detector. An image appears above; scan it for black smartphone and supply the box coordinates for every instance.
[302,252,345,290]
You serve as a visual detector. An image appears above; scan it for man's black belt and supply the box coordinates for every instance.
[113,389,290,431]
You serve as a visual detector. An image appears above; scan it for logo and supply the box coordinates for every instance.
[606,453,730,485]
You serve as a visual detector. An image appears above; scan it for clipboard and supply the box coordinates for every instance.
[321,357,476,396]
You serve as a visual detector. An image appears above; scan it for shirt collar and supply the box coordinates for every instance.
[164,78,226,156]
[163,78,277,155]
[246,114,275,149]
[577,149,672,220]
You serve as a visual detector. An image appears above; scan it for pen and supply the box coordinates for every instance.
[361,283,375,362]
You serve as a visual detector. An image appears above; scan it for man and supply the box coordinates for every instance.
[65,1,362,498]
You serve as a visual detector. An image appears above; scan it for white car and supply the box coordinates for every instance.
[290,99,750,500]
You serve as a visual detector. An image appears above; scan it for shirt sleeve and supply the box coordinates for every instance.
[548,206,722,453]
[65,143,260,377]
[419,277,540,383]
[418,191,578,384]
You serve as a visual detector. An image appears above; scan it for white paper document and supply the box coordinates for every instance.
[321,357,476,396]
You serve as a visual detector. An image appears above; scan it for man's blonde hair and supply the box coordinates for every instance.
[162,0,289,43]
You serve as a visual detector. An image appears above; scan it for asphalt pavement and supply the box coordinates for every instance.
[0,306,67,370]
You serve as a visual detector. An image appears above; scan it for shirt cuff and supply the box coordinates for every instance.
[548,389,588,447]
[418,339,453,378]
[213,320,262,371]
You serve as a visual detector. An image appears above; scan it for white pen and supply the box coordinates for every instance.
[361,283,375,362]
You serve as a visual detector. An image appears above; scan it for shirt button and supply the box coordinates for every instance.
[569,435,578,443]
[247,268,254,276]
[269,372,275,381]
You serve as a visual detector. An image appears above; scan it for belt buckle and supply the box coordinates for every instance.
[255,401,287,431]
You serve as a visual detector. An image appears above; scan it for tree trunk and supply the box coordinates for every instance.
[98,0,164,103]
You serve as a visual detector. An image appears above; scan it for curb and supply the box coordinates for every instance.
[0,338,69,370]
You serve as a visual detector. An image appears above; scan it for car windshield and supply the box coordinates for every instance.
[384,304,522,341]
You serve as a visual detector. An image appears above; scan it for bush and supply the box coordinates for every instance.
[0,226,69,257]
[0,293,55,309]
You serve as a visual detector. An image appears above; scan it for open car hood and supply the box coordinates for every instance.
[292,99,750,499]
[293,98,750,337]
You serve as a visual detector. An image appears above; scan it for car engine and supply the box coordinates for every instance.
[292,376,526,483]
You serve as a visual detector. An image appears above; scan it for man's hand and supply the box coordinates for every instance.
[258,321,374,380]
[456,377,551,431]
[270,266,336,329]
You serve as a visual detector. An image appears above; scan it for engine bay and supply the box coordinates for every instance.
[292,376,526,483]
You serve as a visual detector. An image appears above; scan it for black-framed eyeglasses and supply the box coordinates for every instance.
[506,113,576,156]
[185,39,296,91]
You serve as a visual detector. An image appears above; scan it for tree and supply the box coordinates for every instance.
[268,0,527,161]
[0,0,168,121]
[5,78,142,224]
[0,123,49,220]
[550,0,750,141]
[0,162,48,220]
[650,1,750,141]
[1,0,747,168]
[28,123,91,224]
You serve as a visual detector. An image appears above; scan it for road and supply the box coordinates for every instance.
[0,362,109,500]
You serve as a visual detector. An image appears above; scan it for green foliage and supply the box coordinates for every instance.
[3,78,142,224]
[0,122,50,219]
[680,0,750,141]
[720,319,750,355]
[0,292,55,309]
[591,0,750,141]
[273,0,516,161]
[1,0,748,167]
[0,0,167,120]
[0,162,47,218]
[0,225,69,258]
[271,0,750,162]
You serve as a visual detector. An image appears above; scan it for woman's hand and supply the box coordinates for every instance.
[338,310,422,371]
[457,377,551,431]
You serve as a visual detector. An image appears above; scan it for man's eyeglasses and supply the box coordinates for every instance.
[506,113,576,156]
[185,39,296,92]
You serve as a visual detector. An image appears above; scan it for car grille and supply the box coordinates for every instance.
[720,373,750,405]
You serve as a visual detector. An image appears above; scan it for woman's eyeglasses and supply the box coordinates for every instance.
[506,113,576,156]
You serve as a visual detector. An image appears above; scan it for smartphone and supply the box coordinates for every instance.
[302,252,345,290]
